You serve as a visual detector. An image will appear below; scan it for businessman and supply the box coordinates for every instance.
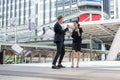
[52,16,69,69]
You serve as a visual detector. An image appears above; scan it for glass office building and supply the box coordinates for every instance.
[0,0,37,27]
[38,0,56,25]
[56,0,78,16]
[55,0,109,22]
[0,0,79,28]
[38,0,79,25]
[0,0,55,27]
[110,0,120,19]
[0,0,110,28]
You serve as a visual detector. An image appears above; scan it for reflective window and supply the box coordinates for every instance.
[45,0,50,23]
[110,11,114,15]
[72,0,77,4]
[51,0,56,21]
[38,1,44,25]
[64,8,70,16]
[57,1,63,7]
[64,0,70,6]
[21,2,24,9]
[110,5,114,10]
[57,10,63,16]
[71,8,78,14]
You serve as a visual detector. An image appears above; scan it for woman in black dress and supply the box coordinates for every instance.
[71,21,83,68]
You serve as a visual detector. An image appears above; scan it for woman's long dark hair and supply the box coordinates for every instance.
[74,21,80,28]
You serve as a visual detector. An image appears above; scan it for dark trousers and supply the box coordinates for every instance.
[0,51,3,64]
[52,42,65,65]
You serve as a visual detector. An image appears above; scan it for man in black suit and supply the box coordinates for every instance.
[52,16,69,69]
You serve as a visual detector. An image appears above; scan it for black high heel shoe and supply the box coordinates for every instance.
[71,66,74,68]
[76,66,79,68]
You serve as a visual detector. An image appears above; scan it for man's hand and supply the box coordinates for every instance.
[67,25,70,29]
[67,25,70,31]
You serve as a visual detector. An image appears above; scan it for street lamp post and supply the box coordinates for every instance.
[34,0,38,41]
[9,18,17,64]
[15,24,17,44]
[9,18,17,43]
[101,0,104,21]
[28,0,38,41]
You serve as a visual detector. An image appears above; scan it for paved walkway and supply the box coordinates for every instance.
[0,61,120,80]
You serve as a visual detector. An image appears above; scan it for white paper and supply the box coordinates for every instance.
[11,44,23,54]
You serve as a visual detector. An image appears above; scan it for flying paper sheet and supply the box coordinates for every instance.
[11,44,23,54]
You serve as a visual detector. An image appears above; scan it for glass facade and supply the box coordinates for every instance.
[0,0,110,28]
[0,0,83,28]
[38,0,57,25]
[110,0,120,19]
[56,0,79,21]
[45,0,50,24]
[0,0,35,27]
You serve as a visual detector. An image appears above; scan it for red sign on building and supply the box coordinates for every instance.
[79,13,101,22]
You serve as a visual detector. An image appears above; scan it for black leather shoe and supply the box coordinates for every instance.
[57,65,65,68]
[52,66,61,69]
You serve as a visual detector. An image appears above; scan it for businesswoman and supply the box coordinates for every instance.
[70,21,83,68]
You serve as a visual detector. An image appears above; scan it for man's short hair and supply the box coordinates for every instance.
[57,15,63,21]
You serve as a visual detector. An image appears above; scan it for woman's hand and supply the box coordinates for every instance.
[67,25,72,35]
[77,29,80,36]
